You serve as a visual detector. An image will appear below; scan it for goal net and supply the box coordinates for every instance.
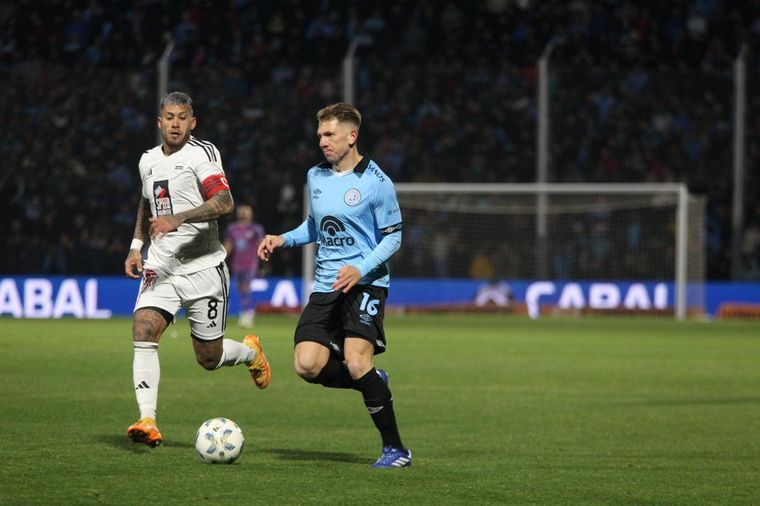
[387,183,706,319]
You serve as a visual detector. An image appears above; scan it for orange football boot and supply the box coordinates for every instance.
[127,417,163,447]
[243,335,271,389]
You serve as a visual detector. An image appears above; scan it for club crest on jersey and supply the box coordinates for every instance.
[344,188,361,206]
[140,269,159,293]
[153,180,173,216]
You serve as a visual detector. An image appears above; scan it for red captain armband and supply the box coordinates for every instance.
[202,174,230,198]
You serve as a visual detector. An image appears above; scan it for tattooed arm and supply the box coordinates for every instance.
[133,196,151,243]
[149,189,234,238]
[125,196,151,278]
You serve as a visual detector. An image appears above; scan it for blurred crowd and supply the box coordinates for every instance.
[2,0,759,280]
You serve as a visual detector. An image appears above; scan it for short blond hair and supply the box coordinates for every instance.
[316,103,361,129]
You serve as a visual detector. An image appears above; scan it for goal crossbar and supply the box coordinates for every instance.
[394,182,688,194]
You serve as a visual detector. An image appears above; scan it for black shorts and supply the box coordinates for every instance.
[294,285,388,358]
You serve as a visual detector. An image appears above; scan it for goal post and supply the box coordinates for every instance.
[394,183,705,320]
[302,183,706,320]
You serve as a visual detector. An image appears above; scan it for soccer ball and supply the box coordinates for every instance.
[194,417,245,464]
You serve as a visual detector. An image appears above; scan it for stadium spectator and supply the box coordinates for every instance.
[224,203,266,327]
[741,219,760,280]
[1,1,759,281]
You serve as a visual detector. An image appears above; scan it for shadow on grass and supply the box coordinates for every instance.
[97,434,195,451]
[264,447,372,464]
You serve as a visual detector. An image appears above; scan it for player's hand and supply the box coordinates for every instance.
[149,216,180,238]
[125,249,143,279]
[257,235,285,261]
[333,265,362,293]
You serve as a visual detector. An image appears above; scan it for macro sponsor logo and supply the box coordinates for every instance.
[320,216,355,247]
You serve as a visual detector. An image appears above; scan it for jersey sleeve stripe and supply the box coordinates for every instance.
[198,139,218,162]
[381,223,403,235]
[189,140,214,162]
[191,138,219,162]
[189,140,215,162]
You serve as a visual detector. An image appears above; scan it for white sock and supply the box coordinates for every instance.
[216,339,255,368]
[240,310,254,327]
[133,342,160,420]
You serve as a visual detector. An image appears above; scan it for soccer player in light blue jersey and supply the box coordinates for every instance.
[257,103,410,468]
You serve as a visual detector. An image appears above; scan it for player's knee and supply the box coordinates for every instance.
[132,317,161,342]
[294,356,322,380]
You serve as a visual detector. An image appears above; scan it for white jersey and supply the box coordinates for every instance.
[138,136,228,276]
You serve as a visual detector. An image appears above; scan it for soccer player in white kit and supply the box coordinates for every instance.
[123,92,270,447]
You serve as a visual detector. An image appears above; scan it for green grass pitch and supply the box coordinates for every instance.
[1,314,759,505]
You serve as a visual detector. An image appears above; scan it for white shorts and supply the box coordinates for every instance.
[134,263,229,341]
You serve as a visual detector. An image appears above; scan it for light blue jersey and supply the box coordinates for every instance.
[282,157,403,293]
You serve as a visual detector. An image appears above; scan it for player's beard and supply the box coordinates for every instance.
[163,129,191,151]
